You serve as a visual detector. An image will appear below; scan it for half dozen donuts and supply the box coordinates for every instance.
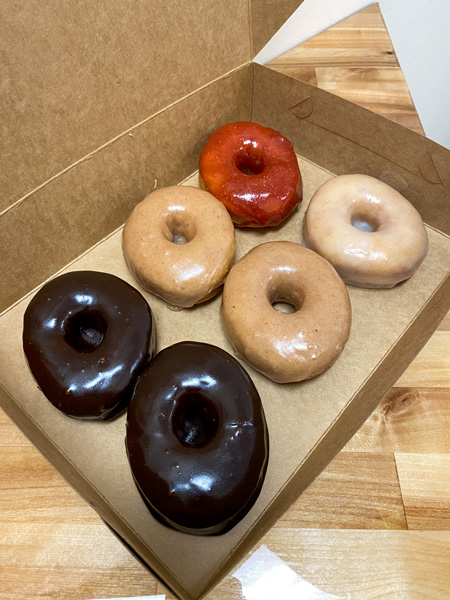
[22,121,428,536]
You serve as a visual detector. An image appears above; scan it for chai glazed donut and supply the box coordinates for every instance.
[222,242,351,384]
[303,174,429,288]
[122,186,235,308]
[199,121,302,227]
[126,341,269,535]
[23,271,156,420]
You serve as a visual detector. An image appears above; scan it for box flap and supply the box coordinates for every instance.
[0,66,252,313]
[0,0,250,215]
[0,1,310,310]
[252,64,450,236]
[250,0,304,57]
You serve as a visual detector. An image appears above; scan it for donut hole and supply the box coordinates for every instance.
[270,285,302,313]
[272,301,296,313]
[234,149,265,176]
[164,214,197,245]
[172,393,220,448]
[63,310,108,353]
[351,212,380,233]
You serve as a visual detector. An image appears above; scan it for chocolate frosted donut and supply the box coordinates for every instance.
[23,271,156,420]
[126,341,269,535]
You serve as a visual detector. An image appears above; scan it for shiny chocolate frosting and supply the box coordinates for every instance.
[126,341,269,535]
[23,271,156,420]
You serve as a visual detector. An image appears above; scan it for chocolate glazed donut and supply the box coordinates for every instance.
[23,271,156,420]
[126,342,269,535]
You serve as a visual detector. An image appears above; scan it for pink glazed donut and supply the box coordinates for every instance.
[303,174,428,288]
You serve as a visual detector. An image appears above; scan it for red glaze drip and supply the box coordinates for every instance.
[126,341,269,535]
[23,271,156,421]
[199,121,302,227]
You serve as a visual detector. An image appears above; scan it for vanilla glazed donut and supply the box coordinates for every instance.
[221,241,351,384]
[122,186,235,308]
[303,174,428,288]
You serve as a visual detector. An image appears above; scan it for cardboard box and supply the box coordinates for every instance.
[1,2,450,599]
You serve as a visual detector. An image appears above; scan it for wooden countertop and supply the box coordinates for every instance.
[2,6,449,599]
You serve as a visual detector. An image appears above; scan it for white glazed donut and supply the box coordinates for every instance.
[303,174,428,288]
[221,241,351,384]
[122,186,235,308]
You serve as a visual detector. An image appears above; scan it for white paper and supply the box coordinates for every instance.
[233,545,341,600]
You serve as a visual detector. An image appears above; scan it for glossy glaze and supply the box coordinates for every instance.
[222,242,352,383]
[199,121,302,227]
[303,174,429,288]
[122,186,235,308]
[23,271,156,420]
[126,341,269,535]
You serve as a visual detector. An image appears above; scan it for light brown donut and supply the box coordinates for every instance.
[221,241,351,384]
[122,186,235,308]
[303,174,428,288]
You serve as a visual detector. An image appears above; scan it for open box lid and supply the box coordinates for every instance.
[0,0,303,312]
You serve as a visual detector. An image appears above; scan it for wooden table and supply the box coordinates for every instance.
[2,6,450,599]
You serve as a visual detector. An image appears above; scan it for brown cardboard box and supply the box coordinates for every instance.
[1,2,450,599]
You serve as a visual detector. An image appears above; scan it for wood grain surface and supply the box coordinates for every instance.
[2,5,449,599]
[267,4,424,134]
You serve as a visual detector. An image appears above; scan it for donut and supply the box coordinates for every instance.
[199,121,302,227]
[221,242,351,383]
[122,186,235,308]
[23,271,155,420]
[303,174,429,288]
[126,341,269,535]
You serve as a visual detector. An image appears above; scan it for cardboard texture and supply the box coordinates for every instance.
[250,0,304,56]
[0,1,250,210]
[1,2,450,599]
[0,66,252,312]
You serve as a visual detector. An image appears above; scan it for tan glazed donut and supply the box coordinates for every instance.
[221,241,351,384]
[122,186,235,308]
[303,174,428,288]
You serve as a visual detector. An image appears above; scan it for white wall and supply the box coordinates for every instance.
[255,0,450,151]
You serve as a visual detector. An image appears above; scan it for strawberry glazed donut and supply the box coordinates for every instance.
[303,174,428,288]
[122,186,235,309]
[221,241,351,384]
[199,121,302,227]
